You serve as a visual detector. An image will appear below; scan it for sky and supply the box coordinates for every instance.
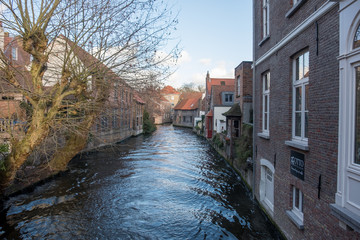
[164,0,253,89]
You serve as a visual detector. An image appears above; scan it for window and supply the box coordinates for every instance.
[112,109,118,129]
[183,116,186,122]
[292,51,309,142]
[12,47,17,61]
[101,116,108,131]
[292,186,303,222]
[225,94,233,103]
[114,83,118,100]
[260,159,274,212]
[355,23,360,49]
[190,116,193,123]
[262,72,270,134]
[262,0,270,38]
[237,76,241,96]
[355,66,360,164]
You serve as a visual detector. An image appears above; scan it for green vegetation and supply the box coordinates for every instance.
[212,133,224,150]
[0,143,9,171]
[234,123,253,168]
[143,110,157,134]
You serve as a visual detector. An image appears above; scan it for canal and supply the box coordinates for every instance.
[1,125,283,239]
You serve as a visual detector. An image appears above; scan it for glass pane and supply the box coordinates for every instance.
[296,87,302,111]
[296,57,300,81]
[304,52,309,78]
[355,66,360,164]
[354,23,360,49]
[305,111,308,138]
[264,113,268,130]
[295,188,300,209]
[305,84,309,111]
[299,55,304,80]
[264,95,268,112]
[264,74,269,91]
[295,112,301,137]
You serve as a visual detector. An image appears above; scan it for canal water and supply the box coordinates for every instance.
[1,125,283,239]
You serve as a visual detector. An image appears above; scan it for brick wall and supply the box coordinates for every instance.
[254,1,360,239]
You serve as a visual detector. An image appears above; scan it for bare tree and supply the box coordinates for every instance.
[0,0,178,190]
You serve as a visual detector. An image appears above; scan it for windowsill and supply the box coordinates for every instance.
[258,35,270,47]
[285,140,309,151]
[286,210,304,230]
[330,204,360,233]
[258,132,270,140]
[285,0,307,18]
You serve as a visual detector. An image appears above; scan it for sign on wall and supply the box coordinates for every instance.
[290,150,305,180]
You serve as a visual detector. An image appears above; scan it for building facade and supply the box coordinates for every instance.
[253,0,359,239]
[173,92,203,128]
[234,61,253,125]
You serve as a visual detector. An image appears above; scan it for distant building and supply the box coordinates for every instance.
[160,85,181,121]
[173,92,203,128]
[204,72,235,138]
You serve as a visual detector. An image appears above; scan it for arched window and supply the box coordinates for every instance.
[354,23,360,49]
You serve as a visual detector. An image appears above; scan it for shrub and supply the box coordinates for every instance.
[143,110,157,134]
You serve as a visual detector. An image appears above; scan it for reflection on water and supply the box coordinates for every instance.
[1,125,283,239]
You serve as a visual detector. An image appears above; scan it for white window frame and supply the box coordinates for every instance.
[292,186,304,222]
[237,75,241,96]
[262,0,270,38]
[262,72,270,134]
[260,159,274,213]
[292,51,309,143]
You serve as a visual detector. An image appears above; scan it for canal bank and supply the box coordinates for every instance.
[195,126,286,239]
[1,125,283,239]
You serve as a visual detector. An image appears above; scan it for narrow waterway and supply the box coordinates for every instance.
[1,125,282,239]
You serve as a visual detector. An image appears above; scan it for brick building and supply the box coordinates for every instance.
[204,72,235,138]
[253,0,359,239]
[234,61,253,125]
[173,92,203,128]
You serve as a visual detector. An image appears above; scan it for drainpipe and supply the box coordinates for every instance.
[252,0,256,200]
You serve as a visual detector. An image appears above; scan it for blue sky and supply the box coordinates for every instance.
[164,0,253,88]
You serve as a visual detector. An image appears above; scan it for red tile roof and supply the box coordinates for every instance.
[174,92,202,110]
[161,85,180,95]
[206,78,235,95]
[205,109,213,117]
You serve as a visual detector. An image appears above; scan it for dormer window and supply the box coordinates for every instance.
[354,23,360,49]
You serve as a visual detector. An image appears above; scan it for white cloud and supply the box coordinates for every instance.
[199,58,212,66]
[210,61,233,78]
[175,50,191,65]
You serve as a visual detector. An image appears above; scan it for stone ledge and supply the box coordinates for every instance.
[286,210,304,230]
[330,204,360,233]
[285,140,309,151]
[257,132,270,140]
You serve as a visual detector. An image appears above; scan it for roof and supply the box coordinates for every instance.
[159,95,169,102]
[206,78,235,95]
[160,85,180,95]
[212,85,235,105]
[133,92,145,104]
[223,102,242,117]
[174,92,202,110]
[205,109,213,117]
